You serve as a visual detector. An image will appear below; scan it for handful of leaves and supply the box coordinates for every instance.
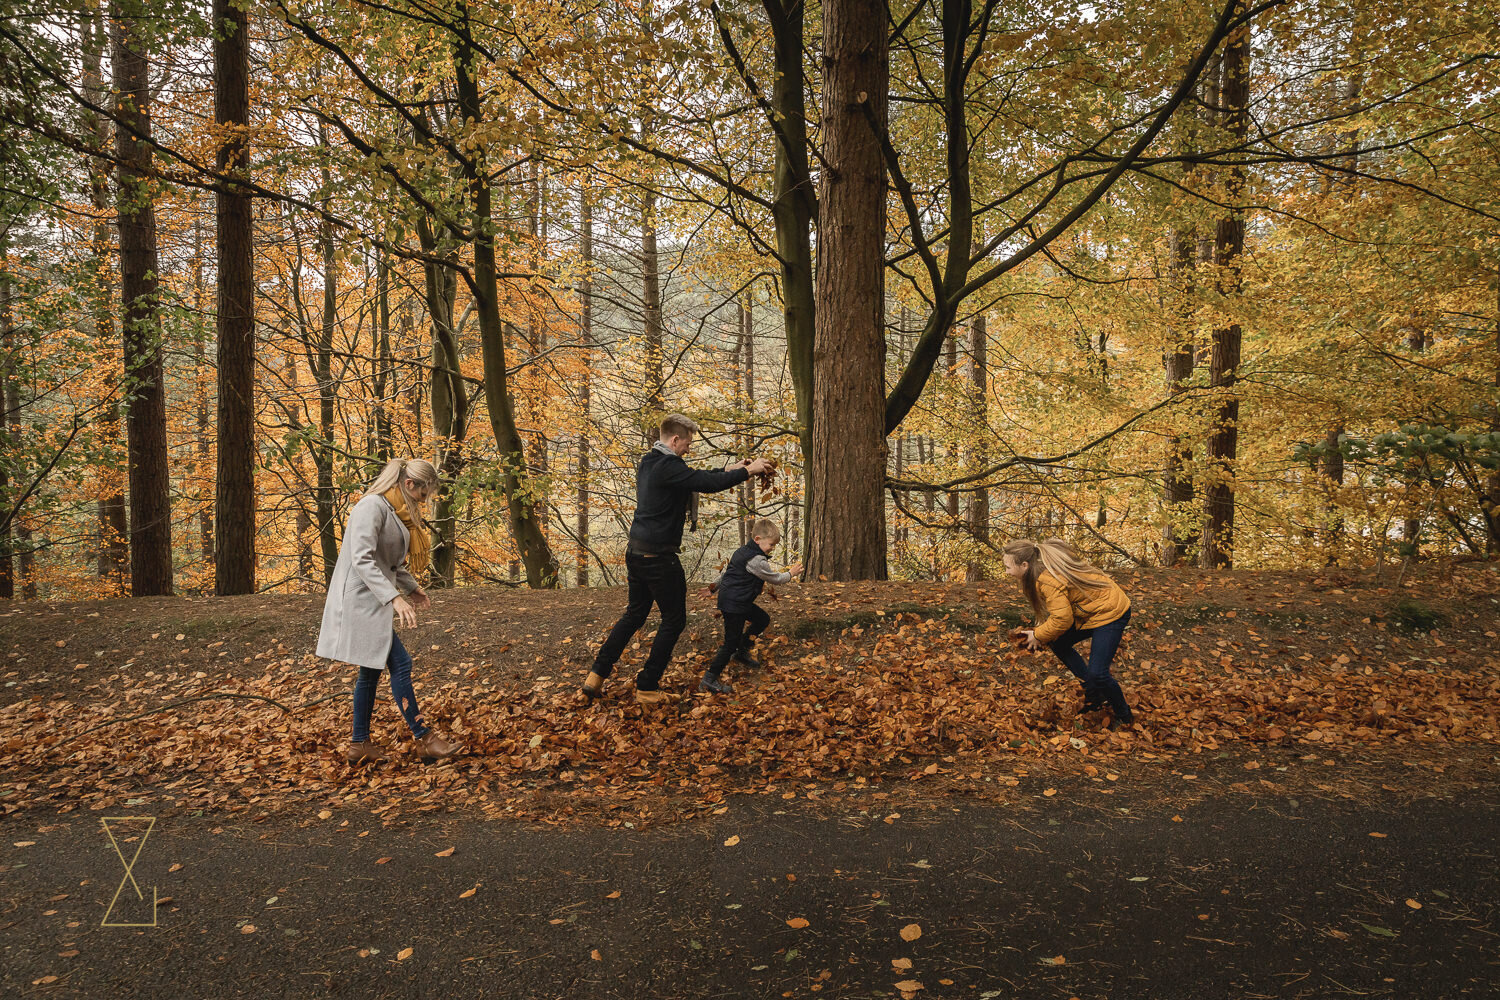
[754,458,779,497]
[1008,627,1032,649]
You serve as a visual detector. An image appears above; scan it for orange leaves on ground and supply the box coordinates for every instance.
[723,835,740,847]
[3,574,1498,829]
[786,917,809,929]
[435,846,456,857]
[900,923,922,942]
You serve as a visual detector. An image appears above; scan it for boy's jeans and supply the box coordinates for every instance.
[706,604,771,675]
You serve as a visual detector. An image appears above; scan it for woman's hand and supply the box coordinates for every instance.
[1022,629,1041,651]
[410,588,432,611]
[392,595,418,629]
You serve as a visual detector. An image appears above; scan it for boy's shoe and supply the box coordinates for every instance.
[346,740,387,765]
[413,730,460,762]
[698,673,734,695]
[581,671,607,700]
[634,688,678,705]
[731,645,762,670]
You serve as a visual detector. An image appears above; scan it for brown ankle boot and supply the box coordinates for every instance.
[346,740,387,765]
[413,730,459,762]
[634,688,678,705]
[581,671,607,700]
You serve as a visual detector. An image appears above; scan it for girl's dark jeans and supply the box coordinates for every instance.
[706,604,771,676]
[1047,608,1133,720]
[351,630,429,743]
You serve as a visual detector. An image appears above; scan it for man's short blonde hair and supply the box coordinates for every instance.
[659,413,701,441]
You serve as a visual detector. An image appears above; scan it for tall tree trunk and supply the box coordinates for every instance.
[192,222,214,572]
[1318,63,1363,566]
[213,0,255,594]
[765,0,816,549]
[522,158,550,539]
[373,247,393,463]
[0,260,24,598]
[733,305,747,544]
[808,0,888,580]
[417,217,464,588]
[313,141,339,582]
[112,4,174,596]
[966,310,988,581]
[1199,14,1250,570]
[1487,266,1500,554]
[1162,225,1196,567]
[576,189,593,586]
[81,11,128,587]
[945,329,960,518]
[740,293,756,538]
[1402,321,1428,547]
[453,5,558,587]
[641,186,665,416]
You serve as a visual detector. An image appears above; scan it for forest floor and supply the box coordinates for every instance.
[2,564,1498,997]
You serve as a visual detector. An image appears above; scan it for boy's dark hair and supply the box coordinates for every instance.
[659,413,701,441]
[750,518,780,541]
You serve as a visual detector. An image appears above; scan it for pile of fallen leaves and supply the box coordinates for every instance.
[3,576,1497,826]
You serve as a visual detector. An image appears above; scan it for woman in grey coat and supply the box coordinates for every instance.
[317,457,460,764]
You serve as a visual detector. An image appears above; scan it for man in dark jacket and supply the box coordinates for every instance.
[583,414,772,704]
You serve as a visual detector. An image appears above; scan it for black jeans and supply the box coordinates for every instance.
[1047,607,1132,720]
[706,604,771,676]
[591,551,687,691]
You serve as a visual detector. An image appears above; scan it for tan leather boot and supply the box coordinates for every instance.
[413,730,460,762]
[581,671,607,700]
[346,741,387,765]
[634,688,678,705]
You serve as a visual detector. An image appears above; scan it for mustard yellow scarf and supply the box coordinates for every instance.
[383,486,430,578]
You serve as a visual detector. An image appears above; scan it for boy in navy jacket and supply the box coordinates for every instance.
[583,414,772,704]
[699,518,803,694]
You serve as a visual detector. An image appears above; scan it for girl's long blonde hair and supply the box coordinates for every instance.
[365,457,438,500]
[1003,537,1112,616]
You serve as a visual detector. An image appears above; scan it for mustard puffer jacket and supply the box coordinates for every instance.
[1030,570,1131,644]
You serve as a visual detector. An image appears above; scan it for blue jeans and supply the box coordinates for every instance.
[1048,608,1133,720]
[351,631,429,743]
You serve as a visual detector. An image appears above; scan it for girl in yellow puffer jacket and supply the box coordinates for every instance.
[1003,538,1135,729]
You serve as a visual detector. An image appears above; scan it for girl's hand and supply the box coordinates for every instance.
[410,588,432,611]
[393,595,418,629]
[1022,629,1041,651]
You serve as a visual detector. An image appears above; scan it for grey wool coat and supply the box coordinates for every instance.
[316,493,420,670]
